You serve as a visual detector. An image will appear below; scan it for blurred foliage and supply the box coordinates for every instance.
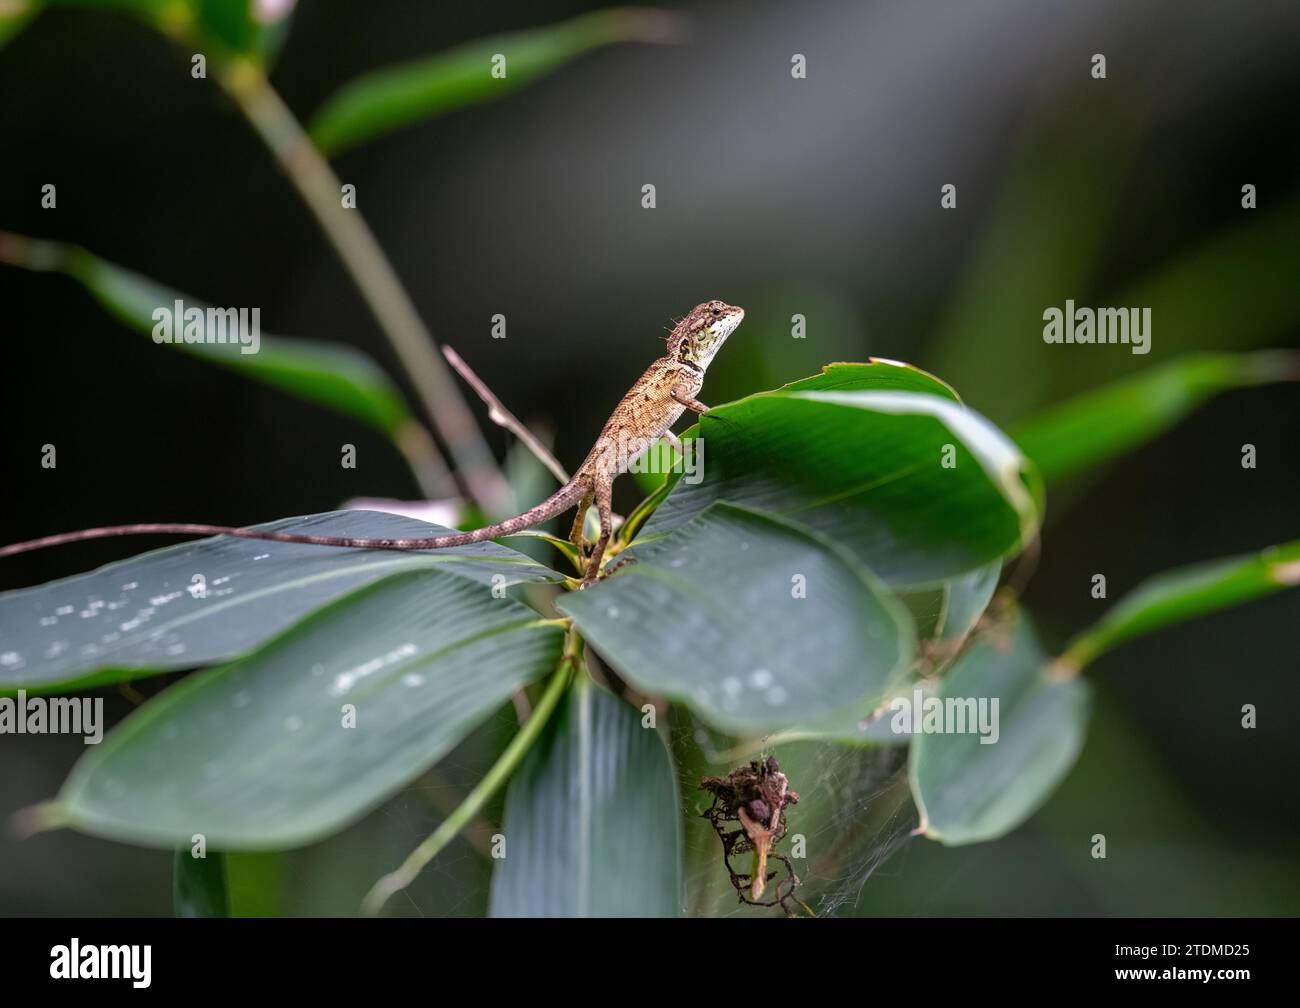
[173,847,229,917]
[1,0,1297,918]
[1013,351,1296,485]
[2,0,287,58]
[1063,538,1300,670]
[489,678,681,917]
[0,232,416,437]
[309,7,682,155]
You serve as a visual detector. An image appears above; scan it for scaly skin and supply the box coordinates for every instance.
[0,301,746,586]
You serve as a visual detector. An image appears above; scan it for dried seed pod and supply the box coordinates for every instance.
[698,754,808,916]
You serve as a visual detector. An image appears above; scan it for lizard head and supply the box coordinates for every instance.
[668,300,745,370]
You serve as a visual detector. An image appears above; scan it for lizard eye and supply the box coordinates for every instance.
[710,306,721,316]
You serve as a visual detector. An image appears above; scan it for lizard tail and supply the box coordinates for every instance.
[0,480,590,560]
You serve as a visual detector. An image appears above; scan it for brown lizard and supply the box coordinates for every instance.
[0,300,745,586]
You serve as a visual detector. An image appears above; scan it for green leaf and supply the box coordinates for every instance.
[0,233,414,436]
[1013,351,1298,485]
[488,679,681,917]
[192,0,285,58]
[560,503,914,735]
[46,570,566,848]
[225,851,281,916]
[173,848,229,917]
[938,562,1000,644]
[26,2,288,58]
[646,388,1040,588]
[1061,539,1300,672]
[897,582,947,640]
[628,439,680,497]
[25,0,164,25]
[778,562,1001,746]
[0,0,38,48]
[910,542,1300,847]
[910,611,1091,845]
[778,359,960,400]
[620,361,964,546]
[309,7,682,155]
[897,561,1000,643]
[0,510,564,692]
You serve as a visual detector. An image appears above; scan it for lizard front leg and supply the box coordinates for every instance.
[671,388,710,414]
[580,475,615,588]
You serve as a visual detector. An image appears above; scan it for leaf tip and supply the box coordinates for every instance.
[1269,558,1300,587]
[1045,656,1082,682]
[9,800,69,840]
[607,7,689,45]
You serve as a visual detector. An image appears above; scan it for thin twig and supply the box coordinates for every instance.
[442,345,570,485]
[216,59,513,516]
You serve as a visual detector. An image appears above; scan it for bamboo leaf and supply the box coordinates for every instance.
[561,503,913,735]
[489,680,681,917]
[645,388,1040,588]
[0,233,414,436]
[45,570,566,848]
[911,611,1091,845]
[173,848,229,917]
[778,359,960,400]
[746,561,1001,748]
[191,0,290,58]
[1013,351,1298,485]
[309,8,681,155]
[1060,540,1300,672]
[20,2,291,57]
[938,562,1001,645]
[0,510,564,692]
[0,0,38,48]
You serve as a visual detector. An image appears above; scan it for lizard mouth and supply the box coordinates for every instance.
[716,307,745,337]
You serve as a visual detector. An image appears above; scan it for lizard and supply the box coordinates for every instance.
[0,300,746,587]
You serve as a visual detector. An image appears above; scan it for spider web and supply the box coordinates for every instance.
[244,695,920,917]
[671,710,918,918]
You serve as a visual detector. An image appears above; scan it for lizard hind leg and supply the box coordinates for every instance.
[579,477,615,588]
[569,486,595,552]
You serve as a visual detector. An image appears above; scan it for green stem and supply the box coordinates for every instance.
[217,58,512,515]
[361,653,576,916]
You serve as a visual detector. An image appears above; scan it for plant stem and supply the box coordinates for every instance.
[218,59,512,516]
[442,345,570,485]
[360,651,575,916]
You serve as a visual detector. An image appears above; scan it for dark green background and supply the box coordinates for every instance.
[1,0,1297,915]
